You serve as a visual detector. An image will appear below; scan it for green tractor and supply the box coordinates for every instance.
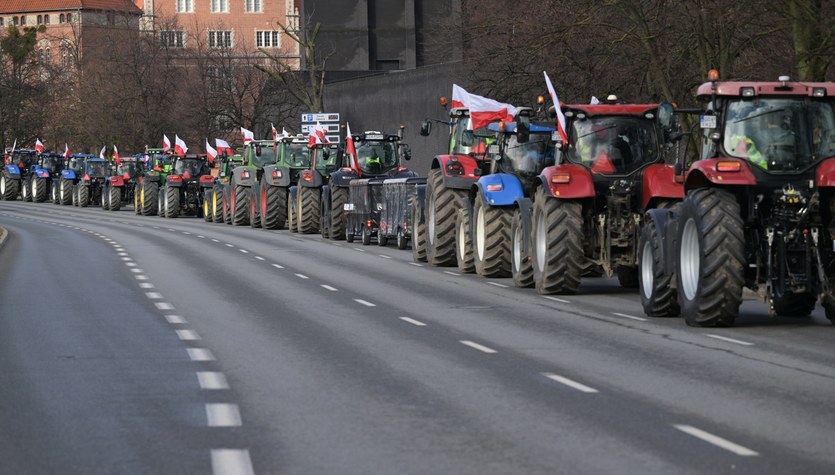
[292,142,342,234]
[249,134,314,230]
[219,139,277,226]
[134,148,173,216]
[204,151,244,223]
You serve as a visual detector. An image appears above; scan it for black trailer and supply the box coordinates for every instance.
[379,177,426,249]
[345,178,386,244]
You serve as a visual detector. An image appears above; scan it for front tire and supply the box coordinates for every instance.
[455,208,474,273]
[676,188,744,327]
[250,189,262,228]
[298,185,321,234]
[33,177,47,202]
[109,185,121,211]
[165,185,179,218]
[78,185,89,207]
[639,216,679,317]
[287,192,297,232]
[329,186,348,240]
[60,179,73,205]
[473,193,511,278]
[532,188,584,294]
[2,172,20,200]
[511,207,534,288]
[141,181,159,216]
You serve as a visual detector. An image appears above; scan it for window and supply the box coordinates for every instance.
[44,14,50,25]
[177,0,194,13]
[37,15,42,25]
[211,0,229,13]
[60,14,65,23]
[246,0,262,13]
[161,31,185,48]
[12,16,18,26]
[209,30,232,48]
[208,66,233,93]
[66,13,72,22]
[255,31,279,48]
[45,48,50,63]
[38,49,43,64]
[0,18,4,26]
[20,16,26,25]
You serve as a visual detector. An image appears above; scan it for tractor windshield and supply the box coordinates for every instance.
[568,116,660,174]
[498,133,555,177]
[85,161,109,177]
[174,158,207,176]
[284,143,311,167]
[723,98,835,172]
[450,116,492,156]
[314,146,339,171]
[251,144,277,168]
[356,140,398,173]
[40,156,61,172]
[118,161,139,177]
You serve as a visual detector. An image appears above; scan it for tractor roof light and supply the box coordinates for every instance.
[708,69,720,81]
[813,88,826,97]
[537,95,545,105]
[440,96,448,107]
[741,87,755,97]
[716,161,742,172]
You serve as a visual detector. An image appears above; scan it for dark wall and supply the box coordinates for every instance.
[324,61,464,175]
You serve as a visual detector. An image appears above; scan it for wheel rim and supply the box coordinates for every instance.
[641,239,654,300]
[680,218,700,300]
[476,205,486,260]
[261,187,267,216]
[457,215,467,261]
[535,208,547,272]
[428,193,436,245]
[513,219,522,272]
[213,191,218,216]
[1,178,5,194]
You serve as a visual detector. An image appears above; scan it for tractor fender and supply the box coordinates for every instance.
[199,175,215,187]
[641,163,684,210]
[232,166,255,187]
[432,154,481,191]
[109,175,125,187]
[299,169,324,188]
[262,165,292,187]
[815,158,835,187]
[474,173,525,207]
[142,172,160,184]
[684,159,757,189]
[35,169,50,178]
[515,197,533,258]
[645,207,680,277]
[538,164,595,199]
[61,169,76,180]
[165,175,183,187]
[4,164,20,178]
[329,168,360,187]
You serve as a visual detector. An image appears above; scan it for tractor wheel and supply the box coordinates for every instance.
[2,172,19,201]
[455,208,474,273]
[60,179,73,205]
[157,189,164,216]
[33,178,47,202]
[676,188,744,327]
[320,196,330,239]
[411,197,427,262]
[617,266,639,288]
[425,169,464,266]
[532,187,584,294]
[141,181,158,216]
[133,184,141,214]
[397,228,408,250]
[772,292,816,317]
[511,207,534,288]
[361,226,371,245]
[329,186,348,240]
[261,183,286,229]
[165,185,179,218]
[346,226,355,243]
[72,185,78,206]
[378,229,388,246]
[230,184,249,226]
[78,185,89,207]
[473,193,512,278]
[211,186,223,223]
[287,192,297,232]
[21,180,31,202]
[101,185,110,210]
[249,190,262,228]
[223,190,232,225]
[298,185,321,234]
[51,181,59,204]
[109,184,121,211]
[639,216,680,318]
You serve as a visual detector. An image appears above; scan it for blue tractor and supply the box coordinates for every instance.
[24,152,64,203]
[56,154,90,205]
[1,149,38,201]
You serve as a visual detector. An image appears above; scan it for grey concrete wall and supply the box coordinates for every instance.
[323,61,464,176]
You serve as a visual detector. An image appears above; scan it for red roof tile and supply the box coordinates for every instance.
[0,1,141,14]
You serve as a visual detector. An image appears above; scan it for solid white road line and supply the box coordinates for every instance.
[211,449,255,475]
[706,334,754,346]
[165,315,186,324]
[187,348,215,361]
[295,273,309,279]
[673,424,759,456]
[542,372,599,394]
[460,340,497,354]
[612,312,648,322]
[487,282,509,288]
[543,296,571,303]
[206,404,242,427]
[145,292,163,299]
[176,329,200,341]
[197,372,230,390]
[321,285,338,291]
[400,317,426,327]
[354,299,376,307]
[155,302,174,310]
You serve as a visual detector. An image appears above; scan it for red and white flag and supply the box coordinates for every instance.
[345,122,359,174]
[113,144,121,166]
[281,127,290,138]
[452,84,467,109]
[206,139,217,164]
[454,85,518,130]
[174,135,188,156]
[543,71,568,144]
[64,143,70,160]
[34,138,44,153]
[271,123,278,141]
[215,138,233,156]
[99,145,107,159]
[307,123,325,147]
[241,127,254,145]
[163,134,171,153]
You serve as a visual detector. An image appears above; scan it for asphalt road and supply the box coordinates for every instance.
[2,199,835,474]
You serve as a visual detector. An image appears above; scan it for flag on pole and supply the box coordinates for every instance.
[452,84,467,108]
[453,85,518,130]
[345,122,359,174]
[113,145,121,166]
[241,127,254,145]
[215,138,232,156]
[64,143,70,160]
[206,139,217,164]
[34,138,44,153]
[271,123,279,141]
[163,134,171,153]
[543,71,568,144]
[99,145,107,159]
[590,96,600,105]
[174,135,188,156]
[281,127,290,138]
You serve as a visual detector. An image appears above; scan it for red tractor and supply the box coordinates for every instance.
[516,99,683,293]
[640,73,835,326]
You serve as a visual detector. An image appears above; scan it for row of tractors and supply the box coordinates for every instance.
[4,73,835,328]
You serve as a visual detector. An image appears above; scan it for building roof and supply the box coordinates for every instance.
[0,1,141,14]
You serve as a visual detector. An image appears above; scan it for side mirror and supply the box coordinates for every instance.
[420,119,432,137]
[255,145,262,156]
[403,145,412,160]
[461,130,475,147]
[658,102,674,130]
[516,120,530,144]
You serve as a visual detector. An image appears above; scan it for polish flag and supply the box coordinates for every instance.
[35,138,44,153]
[215,138,233,156]
[163,134,171,153]
[543,71,568,145]
[174,135,188,156]
[454,85,518,130]
[308,122,327,146]
[64,143,70,160]
[113,144,121,166]
[271,123,279,141]
[206,139,217,164]
[452,84,467,108]
[345,122,360,174]
[241,127,254,145]
[99,145,107,159]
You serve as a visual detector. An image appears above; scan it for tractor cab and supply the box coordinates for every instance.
[38,153,63,173]
[312,143,342,174]
[172,154,210,179]
[246,140,279,169]
[279,135,312,168]
[352,131,411,176]
[84,158,110,178]
[117,157,140,180]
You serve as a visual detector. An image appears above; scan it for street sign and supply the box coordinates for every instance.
[301,113,340,123]
[302,112,341,143]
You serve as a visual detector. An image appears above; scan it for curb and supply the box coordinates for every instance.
[0,226,7,251]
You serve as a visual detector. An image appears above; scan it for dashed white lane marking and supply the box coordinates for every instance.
[126,262,137,267]
[321,285,338,291]
[272,264,284,269]
[130,268,144,273]
[212,239,220,242]
[187,348,215,361]
[135,275,149,280]
[206,404,242,427]
[182,231,191,235]
[409,262,423,267]
[542,372,599,394]
[254,256,265,261]
[673,425,759,456]
[378,254,392,259]
[353,248,366,252]
[121,257,132,261]
[354,299,376,307]
[400,317,426,327]
[117,252,128,256]
[225,243,234,248]
[176,329,201,341]
[155,302,174,310]
[443,271,460,276]
[460,340,497,354]
[197,372,230,390]
[295,273,309,279]
[165,315,186,324]
[198,235,206,239]
[167,228,176,232]
[145,292,163,299]
[487,282,509,288]
[139,283,155,289]
[239,249,248,254]
[543,296,571,303]
[706,334,754,346]
[612,312,648,322]
[211,449,255,475]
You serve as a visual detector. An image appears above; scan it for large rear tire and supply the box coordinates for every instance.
[676,188,744,327]
[329,186,347,240]
[21,179,31,202]
[165,185,179,218]
[141,181,158,216]
[78,184,89,207]
[511,207,534,288]
[134,184,141,214]
[109,185,121,211]
[411,197,427,262]
[297,185,321,233]
[425,169,464,266]
[455,208,474,273]
[33,177,47,202]
[230,184,249,226]
[532,188,584,294]
[51,181,59,204]
[249,189,262,228]
[473,193,511,278]
[211,186,223,223]
[287,191,297,232]
[2,172,19,201]
[60,178,73,205]
[639,216,679,317]
[203,191,213,222]
[261,182,286,229]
